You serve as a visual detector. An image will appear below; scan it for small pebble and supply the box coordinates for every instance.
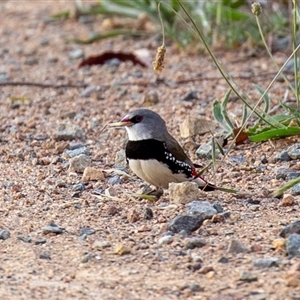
[35,238,47,245]
[227,239,249,253]
[39,253,51,260]
[43,222,64,235]
[79,227,96,236]
[24,57,38,65]
[272,238,286,252]
[182,90,198,101]
[158,235,173,245]
[291,183,300,196]
[184,237,206,249]
[275,150,291,162]
[72,183,85,192]
[212,214,225,223]
[64,146,89,158]
[0,230,10,240]
[199,266,214,274]
[144,207,153,220]
[69,48,84,59]
[186,201,217,219]
[218,257,229,263]
[81,253,94,263]
[286,233,300,258]
[17,236,32,243]
[252,257,280,268]
[196,142,219,159]
[168,182,199,204]
[108,175,121,185]
[168,214,204,234]
[239,271,258,282]
[127,209,141,223]
[69,154,91,173]
[229,154,246,164]
[281,194,295,206]
[114,243,131,255]
[92,240,112,250]
[280,220,300,238]
[53,123,85,141]
[81,166,104,181]
[212,202,224,213]
[143,90,159,106]
[114,149,127,168]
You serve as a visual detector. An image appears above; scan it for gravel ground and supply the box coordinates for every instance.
[1,1,300,300]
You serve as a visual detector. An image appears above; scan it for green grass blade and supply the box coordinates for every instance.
[249,126,300,142]
[272,176,300,198]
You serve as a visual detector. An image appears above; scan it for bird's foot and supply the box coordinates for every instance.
[146,188,164,199]
[135,186,164,201]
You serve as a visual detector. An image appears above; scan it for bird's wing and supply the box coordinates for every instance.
[164,133,194,166]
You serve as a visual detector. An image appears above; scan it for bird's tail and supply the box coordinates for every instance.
[195,177,237,193]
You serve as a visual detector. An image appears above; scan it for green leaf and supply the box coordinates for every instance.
[272,176,300,198]
[212,100,232,133]
[249,126,300,142]
[221,89,235,130]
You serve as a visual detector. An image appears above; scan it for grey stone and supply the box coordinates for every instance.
[180,115,216,138]
[229,155,246,164]
[280,220,300,238]
[80,86,97,97]
[92,240,112,249]
[64,146,89,158]
[143,207,153,220]
[287,172,300,180]
[218,257,229,263]
[182,90,198,101]
[158,235,173,245]
[72,183,85,192]
[24,57,38,65]
[69,48,84,59]
[54,123,85,141]
[43,222,64,235]
[227,239,249,253]
[114,149,127,168]
[186,200,217,218]
[17,236,32,243]
[212,202,224,213]
[108,175,121,185]
[196,142,219,159]
[69,154,91,173]
[184,237,206,249]
[291,183,300,196]
[274,150,291,162]
[252,257,280,268]
[288,144,300,160]
[167,214,204,234]
[239,271,258,282]
[276,167,294,180]
[286,233,300,258]
[0,230,10,240]
[79,227,96,236]
[35,238,46,245]
[39,253,51,260]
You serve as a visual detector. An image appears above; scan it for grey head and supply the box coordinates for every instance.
[109,108,168,141]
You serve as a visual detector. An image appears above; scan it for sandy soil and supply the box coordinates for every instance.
[0,1,300,300]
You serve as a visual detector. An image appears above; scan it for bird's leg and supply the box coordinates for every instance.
[145,187,164,199]
[137,185,164,200]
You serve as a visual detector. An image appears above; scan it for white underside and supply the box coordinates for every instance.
[128,159,206,189]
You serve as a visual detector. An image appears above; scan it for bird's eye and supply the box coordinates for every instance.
[131,115,143,124]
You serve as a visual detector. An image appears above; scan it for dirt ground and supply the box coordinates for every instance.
[1,1,300,300]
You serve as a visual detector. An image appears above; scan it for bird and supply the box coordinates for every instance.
[108,108,226,193]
